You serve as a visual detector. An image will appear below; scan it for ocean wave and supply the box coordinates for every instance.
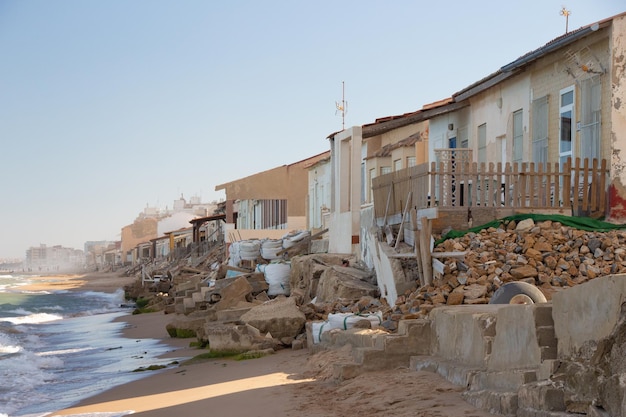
[12,289,52,295]
[0,350,58,415]
[0,312,63,325]
[0,331,21,356]
[0,344,21,355]
[38,347,94,356]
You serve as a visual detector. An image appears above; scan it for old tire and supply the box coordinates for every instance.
[489,281,547,304]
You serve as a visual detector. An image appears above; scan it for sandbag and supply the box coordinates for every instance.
[327,311,383,330]
[239,240,261,261]
[311,311,384,344]
[282,230,311,249]
[260,239,283,260]
[258,262,291,296]
[228,242,241,267]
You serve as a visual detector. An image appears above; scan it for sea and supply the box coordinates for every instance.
[0,273,180,417]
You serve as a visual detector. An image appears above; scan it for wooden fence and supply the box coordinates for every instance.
[372,157,609,224]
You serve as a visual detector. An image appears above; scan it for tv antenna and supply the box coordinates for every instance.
[335,81,348,130]
[560,6,571,33]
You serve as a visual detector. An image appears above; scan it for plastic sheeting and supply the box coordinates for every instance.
[436,213,626,246]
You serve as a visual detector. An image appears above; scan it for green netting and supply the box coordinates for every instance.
[436,213,626,246]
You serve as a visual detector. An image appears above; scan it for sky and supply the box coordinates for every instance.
[0,0,624,260]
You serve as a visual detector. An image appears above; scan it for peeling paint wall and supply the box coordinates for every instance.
[609,15,626,221]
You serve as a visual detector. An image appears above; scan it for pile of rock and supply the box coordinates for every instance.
[129,217,626,350]
[390,217,626,322]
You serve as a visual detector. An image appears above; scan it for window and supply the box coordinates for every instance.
[381,166,391,175]
[252,199,287,229]
[532,95,549,164]
[580,76,601,161]
[478,123,487,164]
[406,156,416,167]
[512,109,523,163]
[393,159,402,171]
[559,86,575,168]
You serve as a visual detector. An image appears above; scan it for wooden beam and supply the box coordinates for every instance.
[418,214,433,286]
[395,191,412,249]
[431,251,467,259]
[411,208,424,286]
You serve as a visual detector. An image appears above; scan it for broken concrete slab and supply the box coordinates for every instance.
[240,296,306,339]
[315,266,379,303]
[204,322,274,352]
[165,314,207,338]
[210,276,253,310]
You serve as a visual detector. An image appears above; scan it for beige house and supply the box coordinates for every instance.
[215,151,329,242]
[325,113,434,302]
[326,100,467,254]
[423,13,626,220]
[323,12,626,306]
[120,217,158,265]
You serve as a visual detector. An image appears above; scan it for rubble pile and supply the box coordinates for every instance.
[126,218,626,351]
[391,217,626,320]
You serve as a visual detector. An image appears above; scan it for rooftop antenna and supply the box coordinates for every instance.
[560,6,571,34]
[335,81,347,130]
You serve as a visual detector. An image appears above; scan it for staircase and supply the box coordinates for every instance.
[307,319,432,381]
[409,303,567,416]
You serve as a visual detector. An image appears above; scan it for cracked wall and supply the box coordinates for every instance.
[609,15,626,221]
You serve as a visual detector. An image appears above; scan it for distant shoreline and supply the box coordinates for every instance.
[15,271,137,293]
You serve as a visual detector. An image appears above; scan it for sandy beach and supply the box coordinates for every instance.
[41,271,496,417]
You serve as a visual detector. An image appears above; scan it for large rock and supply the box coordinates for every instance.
[240,296,306,339]
[204,322,273,352]
[510,265,539,279]
[316,266,379,303]
[290,254,347,305]
[165,314,207,338]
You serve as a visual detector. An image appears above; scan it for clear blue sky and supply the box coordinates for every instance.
[0,1,623,259]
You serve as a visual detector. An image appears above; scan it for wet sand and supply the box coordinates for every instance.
[46,271,496,417]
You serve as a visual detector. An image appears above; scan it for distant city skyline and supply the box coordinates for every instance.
[1,1,624,259]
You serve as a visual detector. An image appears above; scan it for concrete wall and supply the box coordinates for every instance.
[361,205,417,306]
[430,305,502,368]
[426,274,626,372]
[552,273,626,358]
[329,127,362,255]
[428,303,546,371]
[488,305,542,371]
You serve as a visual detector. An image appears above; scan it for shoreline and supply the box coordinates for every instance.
[14,270,136,293]
[40,271,498,417]
[39,271,316,416]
